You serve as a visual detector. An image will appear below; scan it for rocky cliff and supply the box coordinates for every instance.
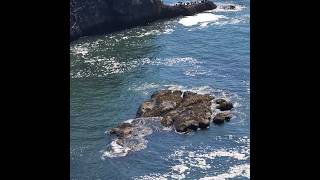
[70,0,216,41]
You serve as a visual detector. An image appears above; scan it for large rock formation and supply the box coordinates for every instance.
[136,90,214,132]
[135,90,233,132]
[70,0,217,41]
[110,90,233,135]
[107,89,234,156]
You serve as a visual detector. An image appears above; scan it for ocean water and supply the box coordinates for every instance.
[70,0,250,179]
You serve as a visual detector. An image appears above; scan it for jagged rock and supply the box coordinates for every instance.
[212,112,232,124]
[137,90,213,132]
[137,90,183,117]
[109,123,134,138]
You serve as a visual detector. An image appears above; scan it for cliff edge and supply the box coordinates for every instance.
[70,0,217,41]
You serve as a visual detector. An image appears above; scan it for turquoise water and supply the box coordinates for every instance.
[70,0,250,179]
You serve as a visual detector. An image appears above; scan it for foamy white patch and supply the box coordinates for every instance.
[71,57,202,79]
[137,138,250,179]
[192,157,211,169]
[160,57,201,66]
[71,45,89,56]
[205,150,247,160]
[179,13,227,27]
[199,164,250,179]
[200,22,209,27]
[123,118,135,123]
[164,85,213,95]
[137,30,162,37]
[172,164,189,174]
[101,140,131,158]
[129,82,160,95]
[102,117,164,158]
[184,66,209,77]
[133,174,169,180]
[163,28,174,34]
[162,126,173,131]
[211,16,247,26]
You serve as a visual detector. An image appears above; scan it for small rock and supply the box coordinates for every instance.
[212,112,232,124]
[215,98,227,104]
[216,101,233,111]
[222,5,236,10]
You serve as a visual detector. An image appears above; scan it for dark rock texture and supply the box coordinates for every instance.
[110,89,233,138]
[137,90,215,132]
[70,0,217,41]
[212,112,232,124]
[216,101,233,111]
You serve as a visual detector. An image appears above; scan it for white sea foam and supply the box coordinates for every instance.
[101,140,131,158]
[178,3,248,28]
[71,45,89,56]
[179,13,228,27]
[129,82,161,95]
[172,164,189,174]
[199,164,250,179]
[135,138,250,179]
[137,30,162,37]
[164,85,213,95]
[71,57,201,79]
[101,117,163,158]
[163,28,174,34]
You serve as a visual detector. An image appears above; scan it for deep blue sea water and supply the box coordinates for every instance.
[70,0,250,179]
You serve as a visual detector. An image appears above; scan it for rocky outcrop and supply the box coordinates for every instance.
[105,90,235,157]
[111,90,234,135]
[70,0,217,41]
[135,90,234,133]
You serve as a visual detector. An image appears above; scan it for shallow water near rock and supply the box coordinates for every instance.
[70,0,250,179]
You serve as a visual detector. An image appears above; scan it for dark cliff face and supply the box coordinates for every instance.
[70,0,216,41]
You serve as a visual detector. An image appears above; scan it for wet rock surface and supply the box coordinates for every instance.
[135,90,233,132]
[111,90,234,136]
